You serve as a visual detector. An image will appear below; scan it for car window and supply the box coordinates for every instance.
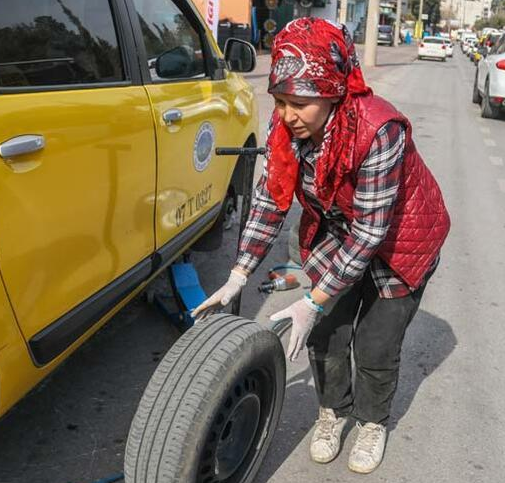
[378,26,392,33]
[132,0,206,81]
[496,42,505,55]
[494,35,505,55]
[489,35,502,54]
[488,34,501,48]
[0,0,125,89]
[424,38,444,44]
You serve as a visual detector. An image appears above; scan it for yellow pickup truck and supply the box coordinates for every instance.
[0,0,258,419]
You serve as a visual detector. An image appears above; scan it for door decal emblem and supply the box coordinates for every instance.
[193,122,215,172]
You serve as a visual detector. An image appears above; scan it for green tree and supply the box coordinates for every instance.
[410,0,442,27]
[474,13,505,30]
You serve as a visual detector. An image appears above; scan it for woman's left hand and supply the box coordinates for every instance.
[270,297,322,361]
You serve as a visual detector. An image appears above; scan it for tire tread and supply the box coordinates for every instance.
[125,314,281,483]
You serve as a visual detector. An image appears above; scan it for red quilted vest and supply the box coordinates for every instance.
[295,94,451,289]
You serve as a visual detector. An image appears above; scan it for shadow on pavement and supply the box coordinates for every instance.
[253,308,456,482]
[0,297,181,483]
[389,309,457,430]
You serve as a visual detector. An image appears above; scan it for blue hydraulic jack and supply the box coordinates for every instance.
[151,146,265,330]
[151,257,208,331]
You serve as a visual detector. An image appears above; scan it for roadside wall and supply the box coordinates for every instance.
[192,0,251,24]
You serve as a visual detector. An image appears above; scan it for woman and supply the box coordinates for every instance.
[192,18,450,474]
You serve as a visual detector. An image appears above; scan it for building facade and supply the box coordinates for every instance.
[441,0,489,28]
[192,0,408,48]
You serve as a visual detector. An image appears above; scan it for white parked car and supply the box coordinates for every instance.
[466,38,478,57]
[462,36,477,53]
[442,38,454,57]
[473,33,505,118]
[418,37,447,61]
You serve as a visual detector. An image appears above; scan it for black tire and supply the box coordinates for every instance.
[481,79,501,119]
[125,314,286,483]
[472,70,482,104]
[288,222,302,266]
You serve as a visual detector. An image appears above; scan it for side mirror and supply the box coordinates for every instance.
[223,38,256,73]
[155,46,193,79]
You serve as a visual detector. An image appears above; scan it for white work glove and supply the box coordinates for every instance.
[270,296,323,361]
[191,268,247,322]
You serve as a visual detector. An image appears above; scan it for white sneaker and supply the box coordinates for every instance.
[309,407,348,464]
[348,422,387,474]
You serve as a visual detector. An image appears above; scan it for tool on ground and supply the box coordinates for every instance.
[258,274,300,293]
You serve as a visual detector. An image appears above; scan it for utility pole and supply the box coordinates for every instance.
[364,0,380,67]
[415,0,425,39]
[339,0,348,24]
[394,0,402,46]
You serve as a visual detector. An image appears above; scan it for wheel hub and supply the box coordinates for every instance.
[215,393,261,479]
[197,371,272,483]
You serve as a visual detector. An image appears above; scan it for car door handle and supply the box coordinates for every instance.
[0,135,45,159]
[163,109,183,126]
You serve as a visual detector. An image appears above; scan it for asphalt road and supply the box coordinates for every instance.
[1,45,504,483]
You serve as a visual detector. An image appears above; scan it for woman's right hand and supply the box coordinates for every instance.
[190,268,248,322]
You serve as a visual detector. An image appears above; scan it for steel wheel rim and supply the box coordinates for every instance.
[197,368,276,483]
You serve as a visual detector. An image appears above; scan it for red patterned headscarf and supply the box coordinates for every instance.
[266,17,372,211]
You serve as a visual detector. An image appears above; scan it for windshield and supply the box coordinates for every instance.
[424,38,444,44]
[379,26,392,33]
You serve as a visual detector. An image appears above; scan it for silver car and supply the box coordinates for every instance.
[473,33,505,118]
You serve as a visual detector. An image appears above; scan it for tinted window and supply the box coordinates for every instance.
[424,38,444,44]
[488,34,499,45]
[492,35,505,55]
[133,0,205,81]
[0,0,125,89]
[497,39,505,55]
[133,0,206,81]
[378,26,392,33]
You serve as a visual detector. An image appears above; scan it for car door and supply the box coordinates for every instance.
[0,0,156,365]
[127,0,235,256]
[488,37,505,96]
[479,35,504,92]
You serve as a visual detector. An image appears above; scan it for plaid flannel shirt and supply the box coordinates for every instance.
[236,120,416,299]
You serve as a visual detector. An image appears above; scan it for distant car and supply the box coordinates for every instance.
[468,40,480,61]
[473,33,505,118]
[462,36,477,53]
[378,25,394,46]
[442,38,454,57]
[418,37,447,61]
[467,38,478,57]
